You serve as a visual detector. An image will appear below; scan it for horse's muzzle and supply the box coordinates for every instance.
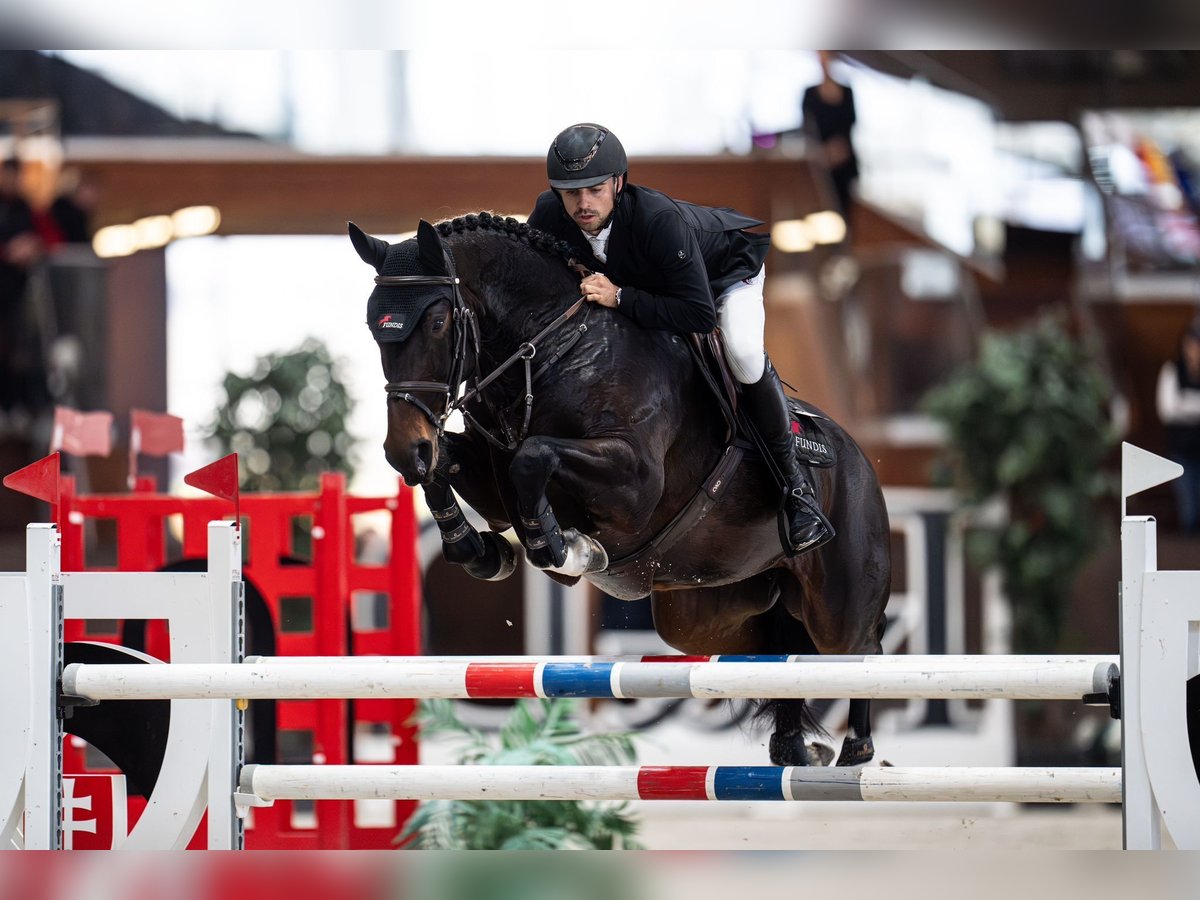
[384,438,436,486]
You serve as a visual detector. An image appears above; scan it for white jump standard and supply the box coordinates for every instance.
[5,442,1199,849]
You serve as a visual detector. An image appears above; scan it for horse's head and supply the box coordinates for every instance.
[350,219,459,486]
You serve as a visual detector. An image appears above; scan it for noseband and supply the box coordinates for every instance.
[379,244,588,451]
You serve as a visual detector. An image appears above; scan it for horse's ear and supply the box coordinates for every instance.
[348,221,389,272]
[416,220,449,276]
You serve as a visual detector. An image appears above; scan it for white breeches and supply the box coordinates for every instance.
[717,265,766,384]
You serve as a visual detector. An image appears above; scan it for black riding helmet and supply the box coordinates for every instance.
[547,123,628,190]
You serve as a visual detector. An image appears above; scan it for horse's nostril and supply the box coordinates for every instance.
[413,440,434,479]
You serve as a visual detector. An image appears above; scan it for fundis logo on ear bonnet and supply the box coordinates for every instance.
[366,240,452,343]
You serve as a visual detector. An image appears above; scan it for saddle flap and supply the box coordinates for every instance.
[787,399,837,468]
[685,332,738,441]
[706,331,740,418]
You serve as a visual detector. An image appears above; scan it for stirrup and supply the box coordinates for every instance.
[785,487,834,552]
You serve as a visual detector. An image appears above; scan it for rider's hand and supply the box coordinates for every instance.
[580,274,620,309]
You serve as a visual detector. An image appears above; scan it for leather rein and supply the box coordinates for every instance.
[378,246,590,452]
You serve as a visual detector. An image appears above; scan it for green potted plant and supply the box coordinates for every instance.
[922,312,1117,651]
[399,698,643,849]
[208,337,356,493]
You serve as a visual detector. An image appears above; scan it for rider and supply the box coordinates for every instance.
[527,123,834,553]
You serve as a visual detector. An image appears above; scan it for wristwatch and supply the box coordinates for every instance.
[615,287,622,307]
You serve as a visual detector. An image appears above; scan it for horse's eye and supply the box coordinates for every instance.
[433,317,446,330]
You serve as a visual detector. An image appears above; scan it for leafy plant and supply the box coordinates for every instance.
[208,337,356,492]
[922,312,1117,650]
[399,698,643,849]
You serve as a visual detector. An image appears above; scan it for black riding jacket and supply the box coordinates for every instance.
[527,184,770,334]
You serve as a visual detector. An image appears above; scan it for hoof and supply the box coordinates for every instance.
[806,741,835,767]
[769,731,802,766]
[546,528,608,578]
[835,735,875,768]
[769,732,826,766]
[464,531,517,581]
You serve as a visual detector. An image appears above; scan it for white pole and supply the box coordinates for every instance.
[855,766,1121,803]
[61,658,1118,702]
[238,764,1121,804]
[241,653,1114,665]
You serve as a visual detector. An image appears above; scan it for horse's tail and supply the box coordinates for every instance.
[749,597,829,742]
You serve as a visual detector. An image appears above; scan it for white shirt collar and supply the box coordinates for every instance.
[581,222,612,263]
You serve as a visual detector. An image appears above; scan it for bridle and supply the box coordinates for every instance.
[378,243,589,452]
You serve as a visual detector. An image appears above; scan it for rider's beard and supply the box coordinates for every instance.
[575,208,604,235]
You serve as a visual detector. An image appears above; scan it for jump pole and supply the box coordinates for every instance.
[61,656,1119,703]
[238,764,1121,805]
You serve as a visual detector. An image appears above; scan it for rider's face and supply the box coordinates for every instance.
[558,176,622,236]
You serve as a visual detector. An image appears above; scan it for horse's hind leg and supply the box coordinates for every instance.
[758,602,876,767]
[755,603,828,767]
[777,505,890,767]
[652,577,826,766]
[839,699,876,767]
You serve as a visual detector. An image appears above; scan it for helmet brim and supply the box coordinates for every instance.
[549,173,616,190]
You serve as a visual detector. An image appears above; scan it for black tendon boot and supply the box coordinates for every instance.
[741,361,835,553]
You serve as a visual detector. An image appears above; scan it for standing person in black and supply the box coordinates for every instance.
[0,156,41,419]
[1157,319,1200,532]
[802,51,859,223]
[527,123,834,553]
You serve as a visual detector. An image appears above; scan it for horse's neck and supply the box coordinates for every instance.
[468,266,577,360]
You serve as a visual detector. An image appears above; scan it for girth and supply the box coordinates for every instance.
[600,443,745,578]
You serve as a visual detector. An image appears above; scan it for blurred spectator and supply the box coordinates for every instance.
[35,166,96,248]
[802,51,859,225]
[1156,318,1200,532]
[0,155,43,421]
[0,155,38,279]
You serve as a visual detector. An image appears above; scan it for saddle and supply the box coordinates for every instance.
[684,332,836,469]
[600,334,834,579]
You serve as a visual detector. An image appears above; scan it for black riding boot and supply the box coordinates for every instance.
[741,360,835,553]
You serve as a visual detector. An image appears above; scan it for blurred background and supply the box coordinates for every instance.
[2,46,1199,849]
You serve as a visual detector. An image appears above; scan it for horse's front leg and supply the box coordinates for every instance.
[422,477,515,581]
[422,432,516,582]
[509,434,656,577]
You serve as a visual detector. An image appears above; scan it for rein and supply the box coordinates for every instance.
[380,246,590,451]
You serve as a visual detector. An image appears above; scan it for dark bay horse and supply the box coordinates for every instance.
[350,212,890,766]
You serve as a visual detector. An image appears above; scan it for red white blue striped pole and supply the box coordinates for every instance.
[236,764,1122,804]
[62,656,1118,702]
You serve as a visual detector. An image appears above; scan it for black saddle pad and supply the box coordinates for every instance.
[787,398,836,468]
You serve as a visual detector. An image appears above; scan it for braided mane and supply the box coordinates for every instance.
[435,211,579,269]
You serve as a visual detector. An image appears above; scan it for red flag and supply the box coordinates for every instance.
[51,406,114,457]
[184,453,240,524]
[3,452,61,505]
[130,409,185,456]
[129,409,185,488]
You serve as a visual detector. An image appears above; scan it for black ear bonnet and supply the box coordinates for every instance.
[365,239,452,344]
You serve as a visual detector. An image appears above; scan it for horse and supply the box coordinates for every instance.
[349,211,891,766]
